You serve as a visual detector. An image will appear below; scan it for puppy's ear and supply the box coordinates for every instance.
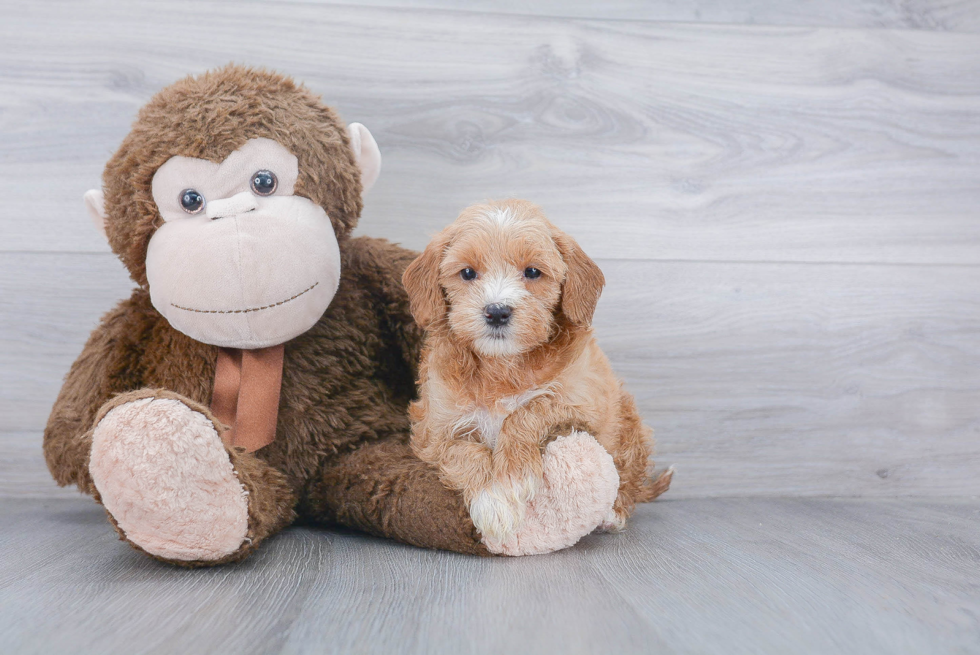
[403,231,451,329]
[555,230,605,326]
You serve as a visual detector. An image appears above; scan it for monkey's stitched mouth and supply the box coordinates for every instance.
[170,281,319,314]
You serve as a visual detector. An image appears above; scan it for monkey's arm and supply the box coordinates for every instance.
[44,293,148,494]
[344,236,425,381]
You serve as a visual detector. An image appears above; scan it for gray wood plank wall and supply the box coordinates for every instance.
[2,0,978,499]
[289,0,980,32]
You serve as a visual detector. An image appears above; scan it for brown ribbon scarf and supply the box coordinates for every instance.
[210,345,285,453]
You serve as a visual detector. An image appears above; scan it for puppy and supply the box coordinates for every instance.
[403,199,671,543]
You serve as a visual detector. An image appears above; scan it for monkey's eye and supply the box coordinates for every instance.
[179,189,205,214]
[250,170,278,196]
[460,268,477,281]
[524,267,542,279]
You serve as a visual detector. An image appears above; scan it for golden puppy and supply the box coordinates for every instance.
[403,199,671,543]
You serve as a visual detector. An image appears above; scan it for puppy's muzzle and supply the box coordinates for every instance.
[484,303,512,327]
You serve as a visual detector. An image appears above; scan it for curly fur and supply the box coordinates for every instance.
[404,200,671,543]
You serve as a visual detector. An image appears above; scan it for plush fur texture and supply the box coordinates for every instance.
[404,200,672,543]
[90,394,250,561]
[90,388,298,567]
[44,66,493,564]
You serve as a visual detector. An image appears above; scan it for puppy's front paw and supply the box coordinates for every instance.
[492,445,543,504]
[501,471,541,506]
[483,431,619,556]
[469,482,528,542]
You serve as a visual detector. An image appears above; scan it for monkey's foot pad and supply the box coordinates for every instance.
[89,396,249,561]
[482,430,620,556]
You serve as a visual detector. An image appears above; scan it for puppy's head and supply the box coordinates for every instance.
[403,199,604,357]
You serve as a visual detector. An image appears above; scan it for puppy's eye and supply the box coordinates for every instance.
[524,267,542,279]
[460,267,477,281]
[179,189,205,214]
[250,170,278,196]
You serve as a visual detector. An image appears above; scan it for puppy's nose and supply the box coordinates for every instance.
[484,303,512,327]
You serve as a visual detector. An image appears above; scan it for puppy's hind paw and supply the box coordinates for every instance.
[598,508,627,533]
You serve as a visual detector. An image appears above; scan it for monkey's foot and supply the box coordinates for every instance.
[89,391,250,563]
[481,431,619,556]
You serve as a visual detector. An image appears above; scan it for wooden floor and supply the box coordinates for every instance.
[0,496,977,655]
[2,1,980,653]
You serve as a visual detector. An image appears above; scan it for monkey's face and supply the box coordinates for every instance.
[145,138,341,349]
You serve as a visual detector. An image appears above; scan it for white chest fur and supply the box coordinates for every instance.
[453,387,549,449]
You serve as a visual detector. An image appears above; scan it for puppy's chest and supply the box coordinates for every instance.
[454,388,548,448]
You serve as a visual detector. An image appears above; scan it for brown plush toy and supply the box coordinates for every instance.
[43,65,624,566]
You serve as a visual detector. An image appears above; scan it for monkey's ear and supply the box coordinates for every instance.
[347,123,382,194]
[83,189,108,239]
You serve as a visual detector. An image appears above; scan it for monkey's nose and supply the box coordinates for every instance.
[484,303,512,327]
[206,192,258,220]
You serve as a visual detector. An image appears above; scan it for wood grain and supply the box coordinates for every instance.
[278,0,980,32]
[1,0,978,496]
[3,2,979,652]
[1,496,977,654]
[2,2,980,264]
[5,253,978,498]
[599,259,980,497]
[0,432,77,499]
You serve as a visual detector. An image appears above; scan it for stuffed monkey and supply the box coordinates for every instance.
[43,65,621,565]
